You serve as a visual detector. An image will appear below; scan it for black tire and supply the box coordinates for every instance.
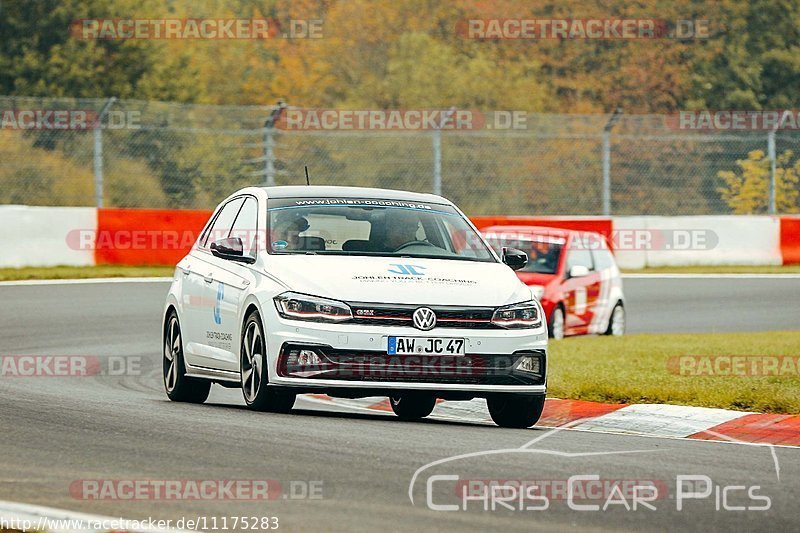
[549,305,565,340]
[487,394,546,428]
[163,311,211,403]
[389,394,437,420]
[604,302,625,336]
[241,310,296,413]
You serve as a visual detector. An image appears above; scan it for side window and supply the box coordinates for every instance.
[230,197,258,257]
[592,247,614,271]
[201,197,244,248]
[566,247,594,273]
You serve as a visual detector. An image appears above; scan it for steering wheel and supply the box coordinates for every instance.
[393,240,437,252]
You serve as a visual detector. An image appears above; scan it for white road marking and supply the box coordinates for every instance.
[571,403,750,438]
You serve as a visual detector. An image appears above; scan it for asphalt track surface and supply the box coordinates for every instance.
[0,278,798,532]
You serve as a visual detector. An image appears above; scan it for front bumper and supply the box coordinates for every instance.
[264,317,548,394]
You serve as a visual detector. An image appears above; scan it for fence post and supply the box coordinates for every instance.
[602,108,622,216]
[767,130,776,214]
[92,97,116,208]
[263,101,287,187]
[433,107,456,196]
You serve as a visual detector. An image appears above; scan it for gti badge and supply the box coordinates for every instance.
[412,307,436,331]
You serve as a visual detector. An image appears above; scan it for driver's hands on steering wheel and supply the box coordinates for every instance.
[393,240,436,252]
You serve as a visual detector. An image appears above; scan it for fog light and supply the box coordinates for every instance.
[297,349,323,366]
[515,355,540,374]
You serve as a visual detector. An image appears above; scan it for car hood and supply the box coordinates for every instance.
[265,255,532,306]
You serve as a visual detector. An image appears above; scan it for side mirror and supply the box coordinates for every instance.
[210,237,255,264]
[568,265,590,278]
[502,247,528,271]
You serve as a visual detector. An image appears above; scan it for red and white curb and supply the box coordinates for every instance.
[301,395,800,447]
[0,500,190,533]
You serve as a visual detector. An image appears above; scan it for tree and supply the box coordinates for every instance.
[0,0,201,101]
[718,149,800,214]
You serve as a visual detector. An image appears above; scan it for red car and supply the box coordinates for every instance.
[482,225,625,339]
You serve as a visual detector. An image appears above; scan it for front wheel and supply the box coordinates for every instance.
[487,394,545,428]
[163,311,211,403]
[549,306,565,340]
[389,394,436,420]
[241,311,296,413]
[604,302,625,336]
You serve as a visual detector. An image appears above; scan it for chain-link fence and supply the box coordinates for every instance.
[1,96,798,215]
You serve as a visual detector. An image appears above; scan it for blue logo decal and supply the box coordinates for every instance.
[213,282,224,325]
[273,240,288,250]
[388,264,427,276]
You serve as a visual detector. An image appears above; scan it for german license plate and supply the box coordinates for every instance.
[387,337,466,356]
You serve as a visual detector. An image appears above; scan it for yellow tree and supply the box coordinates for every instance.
[718,149,800,214]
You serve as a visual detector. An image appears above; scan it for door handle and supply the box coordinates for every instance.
[182,268,190,276]
[203,273,214,283]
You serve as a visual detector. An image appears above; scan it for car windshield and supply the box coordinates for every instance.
[267,197,496,263]
[484,234,564,274]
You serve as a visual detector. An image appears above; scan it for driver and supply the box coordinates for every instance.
[385,210,421,251]
[271,212,310,250]
[531,240,558,271]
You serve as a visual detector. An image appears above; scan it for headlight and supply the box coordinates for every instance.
[530,285,545,301]
[491,301,543,329]
[274,292,352,322]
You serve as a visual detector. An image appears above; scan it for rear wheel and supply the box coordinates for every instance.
[241,311,296,413]
[549,306,565,340]
[487,394,545,428]
[389,394,436,420]
[604,302,625,336]
[163,311,211,403]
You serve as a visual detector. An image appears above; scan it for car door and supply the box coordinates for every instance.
[588,240,618,334]
[181,197,244,370]
[561,238,601,335]
[196,195,259,372]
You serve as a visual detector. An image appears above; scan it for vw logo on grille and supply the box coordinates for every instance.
[412,307,436,331]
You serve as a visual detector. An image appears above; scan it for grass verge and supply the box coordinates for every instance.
[623,265,800,274]
[549,331,800,414]
[0,265,174,281]
[3,264,799,281]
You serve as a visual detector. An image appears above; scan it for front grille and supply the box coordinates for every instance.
[349,303,499,330]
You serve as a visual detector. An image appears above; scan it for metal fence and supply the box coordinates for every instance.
[1,96,798,215]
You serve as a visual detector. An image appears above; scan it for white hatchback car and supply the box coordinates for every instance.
[163,186,548,428]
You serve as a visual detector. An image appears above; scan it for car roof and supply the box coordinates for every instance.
[261,185,449,204]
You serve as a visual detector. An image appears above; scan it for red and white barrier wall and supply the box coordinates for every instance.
[0,207,798,268]
[470,215,796,269]
[0,206,97,268]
